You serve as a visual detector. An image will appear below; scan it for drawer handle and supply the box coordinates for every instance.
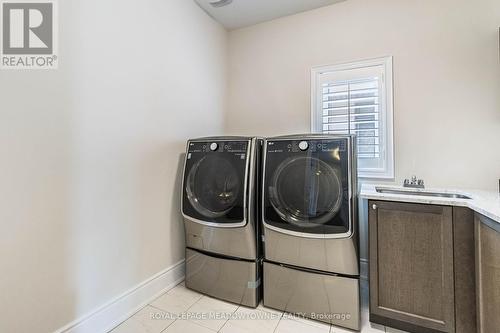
[372,204,378,210]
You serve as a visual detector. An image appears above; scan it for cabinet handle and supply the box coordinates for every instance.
[372,204,378,210]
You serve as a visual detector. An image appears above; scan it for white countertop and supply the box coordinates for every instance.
[360,184,500,225]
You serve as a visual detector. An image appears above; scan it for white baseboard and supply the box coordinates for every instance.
[360,258,368,281]
[54,259,185,333]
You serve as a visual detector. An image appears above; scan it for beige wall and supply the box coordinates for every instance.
[2,0,500,330]
[226,0,500,191]
[0,1,227,332]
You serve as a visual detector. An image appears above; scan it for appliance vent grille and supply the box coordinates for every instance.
[209,0,233,8]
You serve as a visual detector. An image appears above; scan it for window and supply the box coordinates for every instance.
[311,57,394,179]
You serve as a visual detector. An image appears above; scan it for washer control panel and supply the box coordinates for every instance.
[188,140,249,153]
[209,142,219,151]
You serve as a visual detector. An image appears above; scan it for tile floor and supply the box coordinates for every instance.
[110,280,409,333]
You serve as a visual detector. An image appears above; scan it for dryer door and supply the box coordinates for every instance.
[269,156,343,226]
[263,138,352,237]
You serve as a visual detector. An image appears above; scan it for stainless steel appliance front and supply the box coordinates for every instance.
[264,261,359,329]
[261,134,360,330]
[181,136,262,307]
[185,249,260,308]
[264,227,358,275]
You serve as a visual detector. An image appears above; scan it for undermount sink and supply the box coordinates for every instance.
[375,187,472,200]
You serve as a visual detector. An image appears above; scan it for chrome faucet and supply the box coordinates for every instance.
[403,175,425,189]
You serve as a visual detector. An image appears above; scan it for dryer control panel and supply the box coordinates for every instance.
[267,139,347,153]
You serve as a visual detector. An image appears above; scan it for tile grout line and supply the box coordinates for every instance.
[149,286,374,333]
[146,281,189,320]
[111,283,191,333]
[158,316,176,333]
[186,319,219,332]
[272,315,282,333]
[275,310,286,333]
[151,285,203,314]
[157,286,204,333]
[148,303,169,312]
[217,304,240,332]
[158,294,202,332]
[108,280,187,333]
[183,294,240,332]
[108,303,158,333]
[115,285,388,333]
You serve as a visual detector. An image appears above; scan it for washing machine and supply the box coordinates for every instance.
[262,134,360,330]
[182,136,262,307]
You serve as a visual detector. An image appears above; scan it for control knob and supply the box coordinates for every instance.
[209,142,218,151]
[298,141,309,151]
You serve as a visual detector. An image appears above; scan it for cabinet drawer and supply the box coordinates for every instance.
[263,261,360,331]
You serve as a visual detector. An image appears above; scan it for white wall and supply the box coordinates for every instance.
[226,0,500,191]
[1,0,499,330]
[226,0,500,261]
[0,1,227,332]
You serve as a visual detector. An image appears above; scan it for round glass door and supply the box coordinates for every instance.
[186,155,241,219]
[268,156,342,227]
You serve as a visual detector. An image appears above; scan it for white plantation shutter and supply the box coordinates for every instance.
[321,76,381,159]
[312,57,394,178]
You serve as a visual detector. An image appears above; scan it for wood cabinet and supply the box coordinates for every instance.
[452,207,477,333]
[369,201,477,333]
[475,213,500,333]
[368,200,500,333]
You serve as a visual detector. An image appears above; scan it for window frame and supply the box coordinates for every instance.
[310,56,394,179]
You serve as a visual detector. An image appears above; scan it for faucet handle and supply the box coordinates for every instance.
[404,176,425,188]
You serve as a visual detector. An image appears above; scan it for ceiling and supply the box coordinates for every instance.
[194,0,346,30]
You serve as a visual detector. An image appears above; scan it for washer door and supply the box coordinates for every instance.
[269,156,343,228]
[182,140,249,225]
[186,155,241,219]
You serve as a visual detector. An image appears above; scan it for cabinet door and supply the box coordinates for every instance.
[369,201,455,332]
[453,207,476,333]
[475,214,500,333]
